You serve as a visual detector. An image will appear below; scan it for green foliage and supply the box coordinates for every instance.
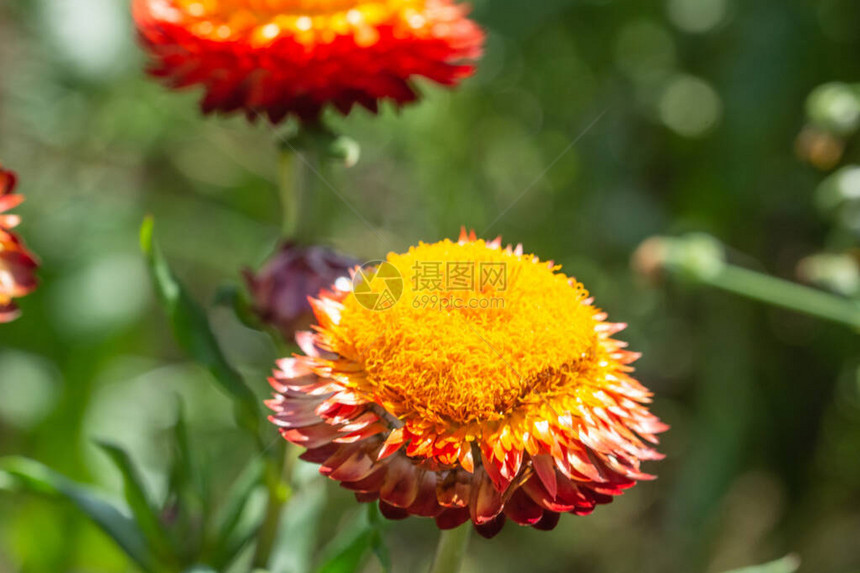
[210,457,267,567]
[315,505,390,573]
[0,457,156,572]
[723,555,801,573]
[3,0,860,572]
[267,477,326,573]
[140,217,261,439]
[0,431,271,572]
[96,442,174,564]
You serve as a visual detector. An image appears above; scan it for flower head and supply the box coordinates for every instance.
[244,242,360,339]
[267,230,666,537]
[0,165,39,323]
[133,0,485,123]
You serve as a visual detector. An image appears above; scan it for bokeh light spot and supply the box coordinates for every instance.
[659,75,723,138]
[667,0,728,34]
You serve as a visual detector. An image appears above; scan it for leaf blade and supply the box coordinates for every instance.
[722,555,801,573]
[96,441,174,562]
[0,456,157,572]
[140,217,260,438]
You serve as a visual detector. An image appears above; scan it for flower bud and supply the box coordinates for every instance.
[244,243,359,340]
[632,233,725,283]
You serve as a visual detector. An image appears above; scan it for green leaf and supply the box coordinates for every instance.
[316,530,373,573]
[267,471,326,573]
[0,456,157,572]
[723,555,801,573]
[368,532,391,573]
[314,503,389,573]
[167,399,209,518]
[140,217,261,438]
[162,401,209,566]
[214,284,264,331]
[97,441,174,562]
[169,400,197,494]
[367,513,391,573]
[210,456,267,567]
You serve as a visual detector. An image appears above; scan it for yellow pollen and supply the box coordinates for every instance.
[330,239,604,426]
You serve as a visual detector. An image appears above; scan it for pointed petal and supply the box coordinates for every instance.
[435,507,470,530]
[379,457,419,508]
[531,454,558,499]
[378,500,409,520]
[406,470,442,517]
[533,510,560,531]
[436,470,472,508]
[470,468,503,525]
[473,513,506,539]
[503,487,544,526]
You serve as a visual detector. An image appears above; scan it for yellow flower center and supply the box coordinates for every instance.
[328,239,603,426]
[174,0,430,44]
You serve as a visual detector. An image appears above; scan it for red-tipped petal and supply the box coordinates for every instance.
[503,487,544,526]
[470,469,503,525]
[435,507,471,530]
[379,456,420,508]
[474,513,506,539]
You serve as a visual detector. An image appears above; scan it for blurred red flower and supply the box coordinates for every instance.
[0,166,39,323]
[133,0,485,123]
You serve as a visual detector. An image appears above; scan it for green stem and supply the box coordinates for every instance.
[700,264,860,330]
[428,525,471,573]
[252,448,295,568]
[278,150,300,238]
[279,148,319,242]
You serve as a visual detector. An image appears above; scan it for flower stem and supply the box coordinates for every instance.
[252,448,295,568]
[643,234,860,331]
[428,526,471,573]
[700,264,860,330]
[278,150,300,238]
[278,148,318,242]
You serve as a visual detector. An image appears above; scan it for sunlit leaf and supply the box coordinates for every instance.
[367,505,391,573]
[722,555,801,573]
[315,530,372,573]
[210,456,267,568]
[96,441,174,562]
[314,504,390,573]
[0,456,157,572]
[162,400,210,565]
[267,467,326,573]
[140,217,261,438]
[169,398,209,510]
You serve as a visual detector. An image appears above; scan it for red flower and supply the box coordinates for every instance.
[0,166,39,323]
[132,0,485,123]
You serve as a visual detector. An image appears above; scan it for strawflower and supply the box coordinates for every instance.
[0,165,39,323]
[267,230,666,537]
[133,0,485,123]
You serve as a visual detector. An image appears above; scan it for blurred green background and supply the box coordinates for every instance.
[1,0,860,571]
